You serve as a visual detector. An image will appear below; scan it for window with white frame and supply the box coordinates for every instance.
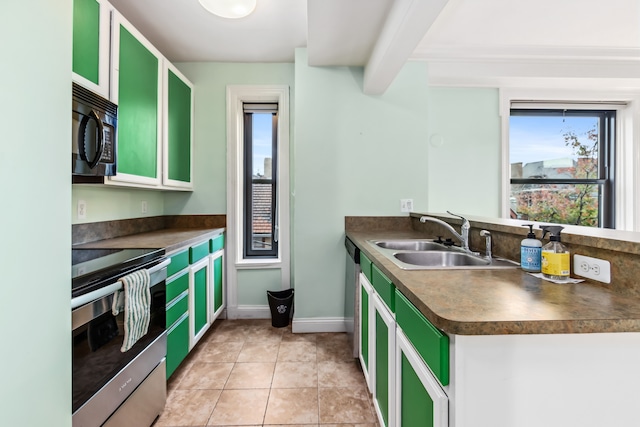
[509,106,616,228]
[226,85,290,269]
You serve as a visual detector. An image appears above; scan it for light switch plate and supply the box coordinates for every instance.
[573,254,611,284]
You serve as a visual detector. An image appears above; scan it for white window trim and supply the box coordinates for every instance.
[499,88,640,231]
[225,85,291,313]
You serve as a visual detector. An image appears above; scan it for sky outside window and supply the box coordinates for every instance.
[252,113,273,177]
[510,115,599,166]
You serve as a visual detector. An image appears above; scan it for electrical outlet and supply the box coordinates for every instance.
[400,199,413,213]
[573,254,611,284]
[141,200,148,214]
[77,200,87,220]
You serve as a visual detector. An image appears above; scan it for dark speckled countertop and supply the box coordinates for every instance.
[73,228,225,254]
[347,230,640,335]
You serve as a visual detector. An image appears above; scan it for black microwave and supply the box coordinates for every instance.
[72,82,117,182]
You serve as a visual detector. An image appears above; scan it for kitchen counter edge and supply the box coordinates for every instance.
[73,227,225,254]
[347,230,640,336]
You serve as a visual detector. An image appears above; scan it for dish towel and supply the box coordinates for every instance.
[112,269,151,352]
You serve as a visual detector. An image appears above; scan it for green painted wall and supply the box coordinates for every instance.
[293,48,430,318]
[72,186,165,224]
[237,269,283,305]
[68,56,502,322]
[164,62,295,215]
[426,87,501,217]
[1,1,72,425]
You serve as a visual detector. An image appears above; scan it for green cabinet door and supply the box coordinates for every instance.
[72,0,109,97]
[400,353,434,427]
[375,311,390,426]
[72,0,100,84]
[193,264,208,336]
[396,328,448,427]
[166,313,189,378]
[372,293,395,427]
[112,14,161,185]
[213,254,224,313]
[165,66,193,187]
[360,279,370,370]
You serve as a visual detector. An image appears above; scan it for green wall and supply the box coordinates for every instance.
[237,269,283,305]
[293,49,430,318]
[69,54,503,321]
[426,87,502,217]
[164,62,295,215]
[166,62,295,308]
[72,186,165,223]
[1,1,72,425]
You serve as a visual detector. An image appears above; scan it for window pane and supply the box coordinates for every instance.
[252,113,273,178]
[509,183,601,227]
[510,114,600,180]
[251,182,273,251]
[243,107,278,258]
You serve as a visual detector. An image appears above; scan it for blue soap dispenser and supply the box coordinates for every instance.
[520,224,542,272]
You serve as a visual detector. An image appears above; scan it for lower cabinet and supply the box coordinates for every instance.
[165,233,225,378]
[166,312,189,378]
[359,272,372,391]
[359,257,449,427]
[396,328,448,427]
[372,292,396,427]
[189,257,210,348]
[166,270,189,378]
[210,248,225,319]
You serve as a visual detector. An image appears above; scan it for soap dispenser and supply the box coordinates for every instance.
[540,225,570,281]
[520,224,542,272]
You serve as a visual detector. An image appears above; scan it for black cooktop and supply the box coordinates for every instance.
[72,248,165,298]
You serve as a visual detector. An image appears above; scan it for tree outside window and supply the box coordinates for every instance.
[509,109,615,228]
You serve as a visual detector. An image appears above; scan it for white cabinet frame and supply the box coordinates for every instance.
[395,327,448,427]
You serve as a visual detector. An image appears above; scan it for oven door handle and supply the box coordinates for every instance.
[71,258,170,310]
[71,281,121,310]
[148,258,171,275]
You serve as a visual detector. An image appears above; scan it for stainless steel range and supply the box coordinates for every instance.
[71,248,169,427]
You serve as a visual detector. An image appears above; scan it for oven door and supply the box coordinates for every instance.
[72,268,166,427]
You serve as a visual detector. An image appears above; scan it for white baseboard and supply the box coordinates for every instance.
[226,305,271,319]
[224,307,347,334]
[292,317,347,333]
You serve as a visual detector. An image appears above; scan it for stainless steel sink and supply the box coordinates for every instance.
[367,239,520,270]
[394,251,490,267]
[372,239,457,252]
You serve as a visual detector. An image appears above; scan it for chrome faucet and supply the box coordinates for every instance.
[480,230,492,260]
[420,211,475,254]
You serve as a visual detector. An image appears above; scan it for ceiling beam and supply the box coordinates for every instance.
[363,0,448,95]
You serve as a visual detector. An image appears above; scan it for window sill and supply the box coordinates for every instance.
[236,258,282,269]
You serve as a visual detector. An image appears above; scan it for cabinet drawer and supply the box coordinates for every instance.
[166,271,189,302]
[395,289,449,386]
[166,292,188,328]
[372,264,395,312]
[166,314,189,378]
[167,250,189,277]
[360,252,373,283]
[210,234,225,253]
[189,241,209,263]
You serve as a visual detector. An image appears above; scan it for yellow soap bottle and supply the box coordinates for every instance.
[540,225,570,281]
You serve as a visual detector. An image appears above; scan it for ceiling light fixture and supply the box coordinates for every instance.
[198,0,257,19]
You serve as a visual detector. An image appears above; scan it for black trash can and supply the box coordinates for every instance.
[267,288,294,328]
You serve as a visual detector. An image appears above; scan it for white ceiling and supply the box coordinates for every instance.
[107,0,640,93]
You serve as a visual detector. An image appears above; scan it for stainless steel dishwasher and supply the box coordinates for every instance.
[344,237,360,358]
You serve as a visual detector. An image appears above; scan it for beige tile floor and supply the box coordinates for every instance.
[154,319,379,427]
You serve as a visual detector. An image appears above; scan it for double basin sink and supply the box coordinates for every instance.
[369,239,520,270]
